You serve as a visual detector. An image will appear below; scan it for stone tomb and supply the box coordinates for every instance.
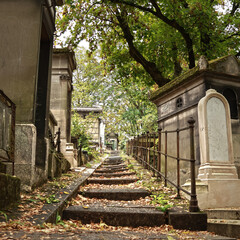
[50,48,77,168]
[196,89,240,209]
[0,0,64,190]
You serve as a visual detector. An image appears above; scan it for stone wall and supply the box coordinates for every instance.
[0,173,20,209]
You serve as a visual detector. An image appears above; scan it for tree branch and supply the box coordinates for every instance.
[115,9,169,86]
[108,0,195,68]
[231,1,239,16]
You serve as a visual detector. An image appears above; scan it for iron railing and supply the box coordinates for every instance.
[126,117,199,212]
[0,90,16,175]
[48,127,61,153]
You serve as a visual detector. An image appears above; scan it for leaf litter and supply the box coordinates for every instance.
[0,155,221,239]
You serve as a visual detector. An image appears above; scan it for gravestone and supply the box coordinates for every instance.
[197,89,240,208]
[198,89,238,180]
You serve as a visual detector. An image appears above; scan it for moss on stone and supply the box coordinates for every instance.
[150,66,201,101]
[150,55,239,102]
[0,173,20,209]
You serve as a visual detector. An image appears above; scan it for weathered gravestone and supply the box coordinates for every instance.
[197,89,240,208]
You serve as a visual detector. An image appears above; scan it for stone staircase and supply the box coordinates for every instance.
[63,153,207,230]
[206,209,240,239]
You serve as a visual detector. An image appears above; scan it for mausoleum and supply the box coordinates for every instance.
[50,48,77,167]
[0,0,64,190]
[150,55,240,208]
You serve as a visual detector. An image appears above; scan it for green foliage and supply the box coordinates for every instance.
[71,112,92,150]
[85,162,92,168]
[151,194,173,212]
[56,212,65,226]
[71,48,158,145]
[127,163,134,169]
[56,0,240,87]
[39,194,60,204]
[0,210,8,222]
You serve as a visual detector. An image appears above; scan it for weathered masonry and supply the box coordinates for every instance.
[0,0,64,190]
[74,107,104,149]
[150,55,240,182]
[50,48,77,167]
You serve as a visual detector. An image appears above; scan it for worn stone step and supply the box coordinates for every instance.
[63,205,165,227]
[208,219,240,239]
[81,188,150,200]
[107,156,122,161]
[95,168,127,173]
[103,161,124,165]
[102,164,127,169]
[87,177,139,185]
[92,171,135,178]
[206,209,240,220]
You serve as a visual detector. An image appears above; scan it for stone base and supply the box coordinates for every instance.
[65,143,78,168]
[198,163,239,180]
[0,173,21,209]
[14,124,48,191]
[183,179,240,209]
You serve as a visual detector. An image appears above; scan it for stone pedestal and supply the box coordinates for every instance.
[65,143,77,168]
[15,124,48,191]
[195,89,240,209]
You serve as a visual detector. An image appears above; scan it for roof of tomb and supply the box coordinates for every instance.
[150,55,240,101]
[55,0,65,6]
[74,107,103,114]
[53,47,77,71]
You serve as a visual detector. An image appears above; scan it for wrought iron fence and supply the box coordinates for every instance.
[48,127,61,153]
[126,117,199,212]
[0,90,16,175]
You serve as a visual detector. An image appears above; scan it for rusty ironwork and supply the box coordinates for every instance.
[48,127,61,153]
[128,117,199,212]
[0,90,15,175]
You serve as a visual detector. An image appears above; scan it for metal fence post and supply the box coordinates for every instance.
[157,128,162,179]
[56,127,61,153]
[188,118,199,212]
[164,131,168,187]
[176,129,181,199]
[153,133,156,177]
[146,131,149,169]
[136,135,139,162]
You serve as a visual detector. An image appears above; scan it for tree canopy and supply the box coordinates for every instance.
[71,48,158,144]
[56,0,240,87]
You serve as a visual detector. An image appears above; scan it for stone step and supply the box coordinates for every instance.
[63,205,165,227]
[102,164,127,169]
[95,168,127,173]
[81,188,150,200]
[63,205,208,230]
[92,171,135,178]
[208,219,240,239]
[87,177,139,185]
[103,161,124,165]
[107,156,122,161]
[206,209,240,220]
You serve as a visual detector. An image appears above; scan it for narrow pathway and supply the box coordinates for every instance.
[63,151,166,227]
[0,152,236,239]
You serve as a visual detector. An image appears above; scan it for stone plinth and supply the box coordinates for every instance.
[15,124,48,191]
[65,143,77,168]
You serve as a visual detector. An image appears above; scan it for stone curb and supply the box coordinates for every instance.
[30,157,106,225]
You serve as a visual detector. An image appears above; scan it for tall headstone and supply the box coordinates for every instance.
[197,89,240,208]
[198,89,238,179]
